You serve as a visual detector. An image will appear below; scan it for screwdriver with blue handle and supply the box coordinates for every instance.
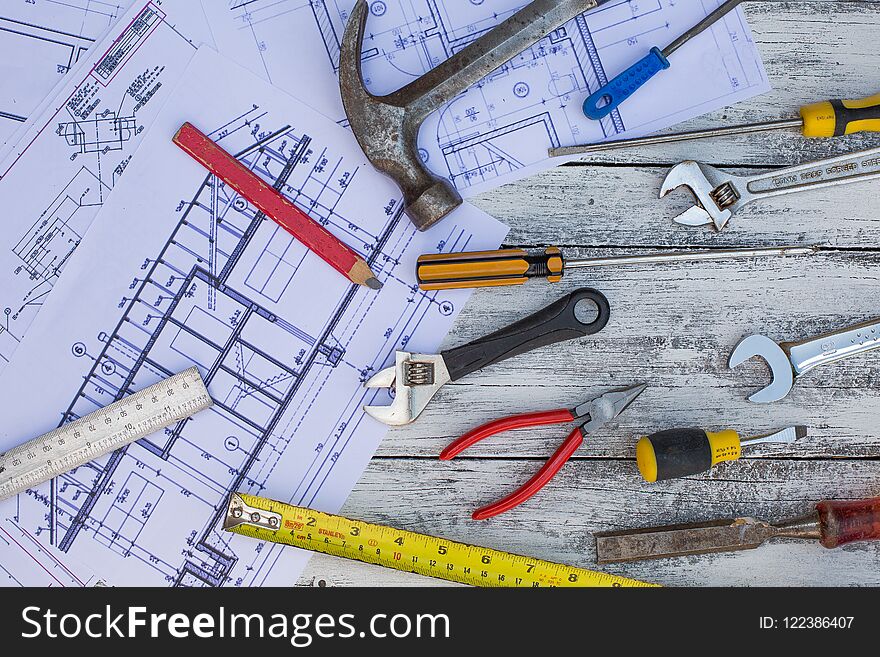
[583,0,744,120]
[636,425,806,483]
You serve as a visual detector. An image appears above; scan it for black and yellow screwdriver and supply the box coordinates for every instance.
[636,425,806,483]
[417,245,816,291]
[551,92,880,156]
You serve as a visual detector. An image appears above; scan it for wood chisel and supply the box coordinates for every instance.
[224,493,655,587]
[636,425,806,483]
[555,91,880,156]
[0,368,212,502]
[416,245,816,291]
[594,497,880,564]
[583,0,744,119]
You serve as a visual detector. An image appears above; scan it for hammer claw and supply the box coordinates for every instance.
[339,0,607,231]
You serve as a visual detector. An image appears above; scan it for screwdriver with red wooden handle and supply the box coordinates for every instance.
[594,497,880,564]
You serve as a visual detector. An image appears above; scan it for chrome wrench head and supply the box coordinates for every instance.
[728,334,795,404]
[660,160,736,230]
[362,351,451,426]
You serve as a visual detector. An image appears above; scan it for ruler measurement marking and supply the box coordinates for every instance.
[0,368,212,501]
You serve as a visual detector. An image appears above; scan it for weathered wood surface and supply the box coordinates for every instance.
[300,1,880,587]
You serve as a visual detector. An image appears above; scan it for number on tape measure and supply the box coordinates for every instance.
[223,493,654,588]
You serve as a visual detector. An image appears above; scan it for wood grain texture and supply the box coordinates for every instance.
[297,1,880,587]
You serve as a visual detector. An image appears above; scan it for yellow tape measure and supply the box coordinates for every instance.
[223,493,654,588]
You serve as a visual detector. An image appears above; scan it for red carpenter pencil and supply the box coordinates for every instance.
[172,122,381,290]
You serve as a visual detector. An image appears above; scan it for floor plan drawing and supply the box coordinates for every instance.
[0,0,135,146]
[203,0,770,196]
[0,47,507,587]
[0,0,214,376]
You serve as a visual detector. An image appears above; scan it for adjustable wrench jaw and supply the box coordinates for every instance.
[728,334,795,404]
[363,351,451,426]
[660,161,747,231]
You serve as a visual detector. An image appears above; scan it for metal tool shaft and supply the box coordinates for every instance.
[550,119,803,157]
[565,245,816,270]
[663,0,745,57]
[595,513,821,563]
[741,425,806,447]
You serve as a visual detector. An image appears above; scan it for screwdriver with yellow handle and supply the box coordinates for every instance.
[551,92,880,157]
[416,245,816,291]
[636,425,806,483]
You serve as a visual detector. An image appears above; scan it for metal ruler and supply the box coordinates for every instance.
[0,367,212,501]
[224,493,654,588]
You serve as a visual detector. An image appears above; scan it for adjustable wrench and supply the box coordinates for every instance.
[729,317,880,403]
[363,289,611,425]
[661,145,880,230]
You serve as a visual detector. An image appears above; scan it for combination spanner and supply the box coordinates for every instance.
[729,317,880,403]
[661,145,880,230]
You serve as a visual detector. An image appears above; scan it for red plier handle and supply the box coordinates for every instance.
[439,408,582,520]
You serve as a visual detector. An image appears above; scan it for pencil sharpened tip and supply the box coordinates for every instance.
[365,277,383,290]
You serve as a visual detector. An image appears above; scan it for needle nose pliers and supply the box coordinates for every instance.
[440,384,647,520]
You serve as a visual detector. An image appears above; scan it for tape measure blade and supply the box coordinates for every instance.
[224,493,654,588]
[0,367,211,501]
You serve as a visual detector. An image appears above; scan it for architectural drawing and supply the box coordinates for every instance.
[58,109,140,155]
[0,0,214,374]
[0,47,506,586]
[0,0,135,146]
[1,512,101,587]
[205,0,769,196]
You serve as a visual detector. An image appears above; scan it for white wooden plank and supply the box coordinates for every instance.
[296,459,880,587]
[297,2,880,587]
[374,252,880,458]
[471,164,880,246]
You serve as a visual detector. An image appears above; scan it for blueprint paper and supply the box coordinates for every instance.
[202,0,770,195]
[1,516,103,587]
[0,0,215,376]
[0,0,136,147]
[0,46,507,586]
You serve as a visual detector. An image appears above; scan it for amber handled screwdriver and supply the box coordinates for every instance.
[552,91,880,156]
[417,245,817,291]
[636,425,806,483]
[594,497,880,564]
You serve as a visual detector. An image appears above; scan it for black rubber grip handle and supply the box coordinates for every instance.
[649,428,712,482]
[441,288,610,382]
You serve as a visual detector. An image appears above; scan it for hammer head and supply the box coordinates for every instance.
[339,0,462,231]
[660,160,736,231]
[728,334,795,404]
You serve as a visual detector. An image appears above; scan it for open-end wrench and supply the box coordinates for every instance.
[661,145,880,230]
[363,289,611,425]
[729,318,880,403]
